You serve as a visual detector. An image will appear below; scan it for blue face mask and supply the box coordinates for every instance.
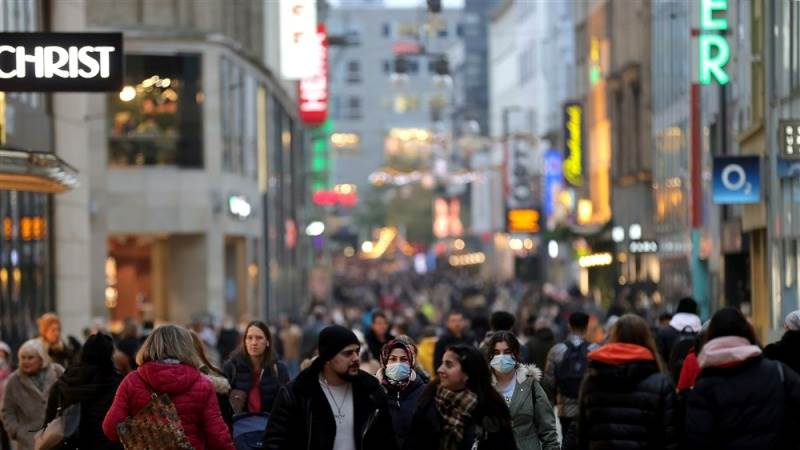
[490,354,517,374]
[385,362,412,381]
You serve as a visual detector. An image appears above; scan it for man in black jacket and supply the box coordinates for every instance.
[263,325,398,450]
[433,310,475,370]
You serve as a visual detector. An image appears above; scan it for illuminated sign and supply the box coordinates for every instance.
[228,195,252,220]
[280,0,317,80]
[0,33,122,91]
[712,156,761,204]
[578,253,613,268]
[629,241,659,253]
[563,102,583,186]
[298,25,328,125]
[312,190,357,208]
[506,208,540,234]
[433,198,463,238]
[506,137,536,210]
[698,0,730,85]
[780,120,800,159]
[543,149,563,219]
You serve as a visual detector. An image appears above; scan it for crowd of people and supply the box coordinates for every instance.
[1,276,800,449]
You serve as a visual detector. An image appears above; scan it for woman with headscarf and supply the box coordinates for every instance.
[377,338,426,449]
[0,339,64,450]
[44,333,123,450]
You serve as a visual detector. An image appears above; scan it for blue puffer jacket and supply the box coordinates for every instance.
[223,351,289,414]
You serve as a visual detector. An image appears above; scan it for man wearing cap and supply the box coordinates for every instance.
[263,325,398,450]
[764,310,800,375]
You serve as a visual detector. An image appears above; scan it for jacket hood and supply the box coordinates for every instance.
[698,336,762,370]
[137,361,201,394]
[57,364,121,403]
[670,313,702,333]
[490,363,542,387]
[589,343,655,365]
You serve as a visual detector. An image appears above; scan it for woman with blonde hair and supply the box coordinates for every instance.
[102,324,234,450]
[577,314,678,449]
[0,339,64,450]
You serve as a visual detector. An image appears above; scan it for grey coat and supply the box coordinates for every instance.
[494,364,560,450]
[0,364,63,450]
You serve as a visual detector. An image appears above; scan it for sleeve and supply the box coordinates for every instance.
[684,382,716,449]
[102,374,133,442]
[542,344,561,400]
[262,386,296,450]
[532,381,560,450]
[659,377,679,450]
[781,362,800,408]
[201,383,235,450]
[0,377,20,439]
[44,382,60,425]
[222,361,234,385]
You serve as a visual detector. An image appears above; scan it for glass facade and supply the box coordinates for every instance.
[109,54,203,168]
[0,191,52,349]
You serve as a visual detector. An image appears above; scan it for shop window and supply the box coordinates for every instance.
[346,96,362,120]
[347,61,361,83]
[109,53,203,168]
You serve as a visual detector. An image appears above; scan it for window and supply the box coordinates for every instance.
[456,24,464,37]
[407,59,419,74]
[345,30,361,46]
[331,96,342,119]
[347,61,361,83]
[393,94,419,114]
[109,53,203,168]
[790,0,800,92]
[346,96,362,120]
[221,56,245,174]
[383,60,392,74]
[382,23,392,37]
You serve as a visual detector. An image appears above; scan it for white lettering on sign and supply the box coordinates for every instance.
[0,45,116,80]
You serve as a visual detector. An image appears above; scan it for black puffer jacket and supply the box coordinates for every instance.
[577,343,678,450]
[262,365,399,450]
[764,330,800,376]
[686,355,800,450]
[403,382,519,450]
[223,351,289,414]
[44,364,123,450]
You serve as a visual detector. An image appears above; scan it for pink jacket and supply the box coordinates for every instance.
[102,361,234,450]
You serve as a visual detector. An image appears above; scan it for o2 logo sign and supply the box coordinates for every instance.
[712,156,761,204]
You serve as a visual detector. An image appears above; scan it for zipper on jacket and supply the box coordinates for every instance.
[360,408,380,449]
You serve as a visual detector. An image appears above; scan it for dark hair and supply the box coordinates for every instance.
[372,310,388,324]
[706,307,758,345]
[443,344,511,421]
[569,312,590,331]
[447,309,464,319]
[677,297,698,315]
[490,311,515,332]
[80,333,115,371]
[658,313,673,322]
[242,321,277,375]
[486,331,521,362]
[609,314,665,372]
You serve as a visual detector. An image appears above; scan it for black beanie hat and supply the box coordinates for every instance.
[317,325,360,364]
[81,332,115,370]
[677,297,698,315]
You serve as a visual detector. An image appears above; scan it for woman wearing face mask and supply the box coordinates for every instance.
[377,338,427,449]
[404,344,518,450]
[488,332,559,450]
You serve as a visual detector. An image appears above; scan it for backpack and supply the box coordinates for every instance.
[668,327,700,383]
[555,341,590,399]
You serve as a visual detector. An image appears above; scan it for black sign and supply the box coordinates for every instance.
[0,33,123,92]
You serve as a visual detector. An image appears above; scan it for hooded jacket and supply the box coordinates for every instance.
[44,363,123,450]
[102,361,234,450]
[262,366,399,450]
[0,364,63,450]
[492,364,559,450]
[764,330,800,376]
[655,313,702,364]
[686,336,800,450]
[577,343,678,450]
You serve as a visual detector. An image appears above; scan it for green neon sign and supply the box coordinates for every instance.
[699,0,729,85]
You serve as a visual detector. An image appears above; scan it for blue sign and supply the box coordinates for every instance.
[543,150,563,217]
[778,158,800,178]
[712,156,761,204]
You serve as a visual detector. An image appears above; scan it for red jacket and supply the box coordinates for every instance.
[102,361,234,450]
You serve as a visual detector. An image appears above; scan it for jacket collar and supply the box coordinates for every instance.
[491,364,542,386]
[15,365,59,401]
[698,336,762,370]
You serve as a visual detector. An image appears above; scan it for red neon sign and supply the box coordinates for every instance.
[312,190,357,208]
[298,25,328,125]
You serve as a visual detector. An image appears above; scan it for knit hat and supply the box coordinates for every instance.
[80,333,115,370]
[38,313,61,337]
[317,325,360,364]
[785,310,800,331]
[676,297,698,315]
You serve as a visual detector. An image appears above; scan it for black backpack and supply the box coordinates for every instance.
[555,341,590,399]
[668,327,699,383]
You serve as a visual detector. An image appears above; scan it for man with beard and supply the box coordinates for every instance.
[263,325,398,450]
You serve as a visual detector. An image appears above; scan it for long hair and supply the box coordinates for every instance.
[136,325,199,367]
[486,331,522,363]
[608,314,666,372]
[706,307,758,345]
[242,321,276,375]
[445,344,511,422]
[190,330,223,375]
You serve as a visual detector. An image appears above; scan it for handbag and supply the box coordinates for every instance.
[116,373,194,450]
[33,394,81,450]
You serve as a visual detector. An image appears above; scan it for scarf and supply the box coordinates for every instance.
[435,385,478,450]
[379,339,417,391]
[698,336,762,370]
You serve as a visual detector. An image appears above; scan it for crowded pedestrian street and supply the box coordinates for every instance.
[0,0,799,449]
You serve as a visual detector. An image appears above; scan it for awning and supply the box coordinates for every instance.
[0,149,78,193]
